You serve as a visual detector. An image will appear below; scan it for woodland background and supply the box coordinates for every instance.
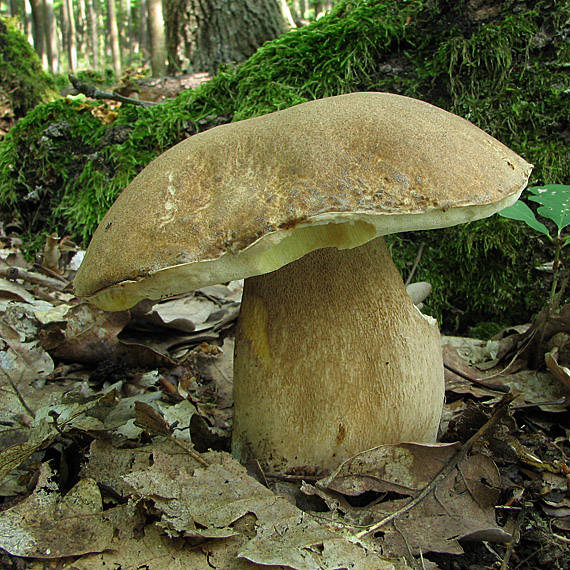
[0,1,568,568]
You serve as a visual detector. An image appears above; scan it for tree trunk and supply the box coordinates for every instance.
[87,0,98,70]
[8,0,18,18]
[76,0,87,65]
[107,0,121,78]
[24,0,34,45]
[29,0,46,67]
[278,0,296,28]
[43,0,58,73]
[138,0,150,65]
[147,0,166,76]
[121,0,132,66]
[63,0,77,71]
[164,0,287,74]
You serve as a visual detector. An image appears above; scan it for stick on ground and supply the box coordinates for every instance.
[354,393,515,539]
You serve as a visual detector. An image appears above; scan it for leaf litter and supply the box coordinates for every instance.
[0,232,568,568]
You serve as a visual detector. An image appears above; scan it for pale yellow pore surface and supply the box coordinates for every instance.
[233,236,444,473]
[74,92,532,310]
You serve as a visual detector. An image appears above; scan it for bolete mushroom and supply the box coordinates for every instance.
[74,92,532,473]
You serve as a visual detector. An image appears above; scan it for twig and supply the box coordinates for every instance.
[167,434,210,468]
[264,472,321,482]
[0,370,35,416]
[405,243,425,286]
[33,263,69,283]
[500,503,525,570]
[0,265,68,291]
[354,393,515,539]
[69,74,159,108]
[444,362,510,393]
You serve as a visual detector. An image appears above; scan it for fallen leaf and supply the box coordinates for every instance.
[316,442,509,556]
[545,348,570,390]
[0,464,122,558]
[122,449,399,567]
[0,277,34,303]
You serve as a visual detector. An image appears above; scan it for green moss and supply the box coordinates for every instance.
[0,97,109,243]
[389,215,550,333]
[0,17,58,117]
[0,0,568,332]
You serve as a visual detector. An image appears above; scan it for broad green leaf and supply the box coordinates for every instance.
[527,184,570,234]
[498,200,550,238]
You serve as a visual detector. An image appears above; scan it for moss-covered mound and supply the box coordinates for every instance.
[0,18,58,118]
[0,0,568,332]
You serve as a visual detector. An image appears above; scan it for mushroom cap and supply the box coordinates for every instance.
[75,92,532,310]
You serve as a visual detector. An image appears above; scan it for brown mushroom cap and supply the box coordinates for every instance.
[74,92,532,310]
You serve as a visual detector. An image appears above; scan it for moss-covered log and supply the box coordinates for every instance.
[0,18,58,119]
[0,0,568,333]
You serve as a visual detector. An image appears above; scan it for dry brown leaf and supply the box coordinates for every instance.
[0,314,54,386]
[0,464,123,558]
[545,348,570,390]
[39,303,171,367]
[122,449,399,568]
[0,278,35,303]
[443,339,568,411]
[316,443,509,556]
[58,523,248,569]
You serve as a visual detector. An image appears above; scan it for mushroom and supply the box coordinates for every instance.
[74,92,532,473]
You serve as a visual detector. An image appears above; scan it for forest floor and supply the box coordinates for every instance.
[0,230,568,569]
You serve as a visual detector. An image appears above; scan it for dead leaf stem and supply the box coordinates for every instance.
[444,362,510,392]
[354,393,515,539]
[0,370,34,416]
[500,504,525,570]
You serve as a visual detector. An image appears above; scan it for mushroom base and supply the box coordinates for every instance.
[232,235,444,474]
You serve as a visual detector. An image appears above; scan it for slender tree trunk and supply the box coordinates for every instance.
[29,0,47,67]
[120,0,132,66]
[63,0,77,71]
[107,0,121,77]
[147,0,167,76]
[279,0,296,28]
[87,0,98,70]
[291,0,308,23]
[139,0,149,65]
[43,0,58,73]
[8,0,18,19]
[24,0,34,45]
[76,0,87,65]
[164,0,287,74]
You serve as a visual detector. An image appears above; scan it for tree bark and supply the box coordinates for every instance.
[164,0,287,74]
[63,0,78,71]
[29,0,46,67]
[138,0,150,65]
[43,0,58,73]
[8,0,18,18]
[147,0,167,76]
[87,0,98,70]
[76,0,87,65]
[107,0,121,78]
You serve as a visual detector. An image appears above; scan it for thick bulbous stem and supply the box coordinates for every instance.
[232,236,444,473]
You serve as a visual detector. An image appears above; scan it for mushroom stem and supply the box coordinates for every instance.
[232,235,444,473]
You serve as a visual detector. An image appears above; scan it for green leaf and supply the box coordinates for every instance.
[498,200,551,238]
[527,184,570,235]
